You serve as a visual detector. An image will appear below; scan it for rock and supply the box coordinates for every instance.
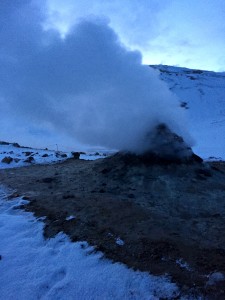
[71,152,80,159]
[1,156,13,164]
[23,151,33,156]
[42,154,49,157]
[60,153,67,158]
[12,142,20,148]
[42,177,55,183]
[24,156,35,163]
[14,158,21,163]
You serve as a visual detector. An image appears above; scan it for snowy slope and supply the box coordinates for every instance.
[150,65,225,160]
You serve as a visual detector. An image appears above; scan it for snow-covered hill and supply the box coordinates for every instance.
[150,65,225,160]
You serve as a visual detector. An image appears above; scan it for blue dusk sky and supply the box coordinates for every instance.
[45,0,225,72]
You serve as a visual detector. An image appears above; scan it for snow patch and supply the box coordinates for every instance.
[176,258,192,271]
[115,237,125,246]
[65,215,76,221]
[206,272,225,286]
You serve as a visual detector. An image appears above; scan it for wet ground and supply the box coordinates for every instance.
[1,154,225,298]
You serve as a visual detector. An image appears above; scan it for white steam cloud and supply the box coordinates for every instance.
[0,1,192,152]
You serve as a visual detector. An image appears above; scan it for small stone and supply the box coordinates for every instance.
[24,156,35,163]
[1,156,13,164]
[14,158,21,163]
[42,177,54,183]
[12,142,20,148]
[23,151,33,156]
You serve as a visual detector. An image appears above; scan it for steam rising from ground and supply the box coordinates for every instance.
[0,1,192,152]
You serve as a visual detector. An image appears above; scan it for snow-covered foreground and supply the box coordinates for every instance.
[0,187,181,300]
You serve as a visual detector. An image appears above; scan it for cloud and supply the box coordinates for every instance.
[45,0,169,48]
[0,1,192,152]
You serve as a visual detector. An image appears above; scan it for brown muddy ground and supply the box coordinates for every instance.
[1,154,225,298]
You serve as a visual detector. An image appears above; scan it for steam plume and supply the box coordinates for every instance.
[0,1,192,152]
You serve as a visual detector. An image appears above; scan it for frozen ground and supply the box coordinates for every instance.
[0,186,180,300]
[0,143,108,169]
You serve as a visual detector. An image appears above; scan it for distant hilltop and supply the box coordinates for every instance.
[150,64,225,76]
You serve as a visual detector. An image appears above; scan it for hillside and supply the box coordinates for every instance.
[150,65,225,160]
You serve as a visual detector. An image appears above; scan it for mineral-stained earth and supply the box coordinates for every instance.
[1,153,225,298]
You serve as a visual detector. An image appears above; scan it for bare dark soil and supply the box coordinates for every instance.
[1,154,225,299]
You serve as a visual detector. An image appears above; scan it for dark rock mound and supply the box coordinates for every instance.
[140,123,202,164]
[108,124,202,166]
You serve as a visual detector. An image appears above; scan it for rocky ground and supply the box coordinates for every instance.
[1,154,225,298]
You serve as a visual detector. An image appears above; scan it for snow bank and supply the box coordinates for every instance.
[0,187,180,299]
[0,143,72,169]
[0,143,108,169]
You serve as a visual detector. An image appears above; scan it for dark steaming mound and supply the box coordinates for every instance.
[114,123,202,165]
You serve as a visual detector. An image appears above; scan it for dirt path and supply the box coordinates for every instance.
[1,155,225,298]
